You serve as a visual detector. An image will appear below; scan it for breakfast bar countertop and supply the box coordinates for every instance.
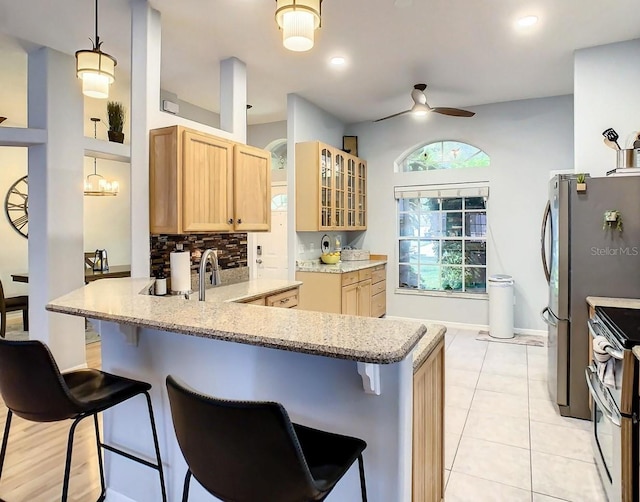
[295,259,387,274]
[46,277,431,364]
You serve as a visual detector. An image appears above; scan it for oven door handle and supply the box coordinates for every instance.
[585,365,621,427]
[587,319,625,360]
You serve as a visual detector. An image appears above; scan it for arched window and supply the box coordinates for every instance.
[399,141,489,172]
[266,139,287,170]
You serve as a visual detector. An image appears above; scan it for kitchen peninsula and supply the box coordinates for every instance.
[47,278,444,502]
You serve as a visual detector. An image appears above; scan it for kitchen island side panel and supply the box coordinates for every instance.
[99,321,413,502]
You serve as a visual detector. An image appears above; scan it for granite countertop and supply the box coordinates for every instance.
[46,277,433,364]
[412,324,447,371]
[195,278,303,303]
[586,296,640,309]
[296,259,387,274]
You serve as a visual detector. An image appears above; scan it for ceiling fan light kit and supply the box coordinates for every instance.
[75,0,117,99]
[275,0,322,52]
[375,83,475,122]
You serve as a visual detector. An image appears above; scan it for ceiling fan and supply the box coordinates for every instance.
[374,84,475,122]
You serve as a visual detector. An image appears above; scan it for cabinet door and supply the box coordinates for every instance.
[346,157,357,228]
[357,279,372,317]
[341,282,359,316]
[234,144,271,232]
[319,147,334,229]
[356,159,367,229]
[334,151,346,229]
[150,127,180,233]
[182,130,234,232]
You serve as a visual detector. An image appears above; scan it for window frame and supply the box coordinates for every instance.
[395,183,489,299]
[397,140,490,173]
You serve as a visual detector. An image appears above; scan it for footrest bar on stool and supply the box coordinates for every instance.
[100,442,161,471]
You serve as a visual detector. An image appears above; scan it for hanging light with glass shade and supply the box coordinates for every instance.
[75,0,117,99]
[84,118,119,196]
[275,0,322,52]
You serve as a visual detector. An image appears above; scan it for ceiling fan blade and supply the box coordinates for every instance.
[431,107,475,118]
[374,109,411,122]
[0,117,6,124]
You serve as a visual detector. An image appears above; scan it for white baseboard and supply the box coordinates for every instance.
[106,489,138,502]
[385,316,547,338]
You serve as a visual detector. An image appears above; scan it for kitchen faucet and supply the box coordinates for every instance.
[198,249,221,301]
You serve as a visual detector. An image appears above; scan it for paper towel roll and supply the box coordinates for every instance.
[170,251,191,293]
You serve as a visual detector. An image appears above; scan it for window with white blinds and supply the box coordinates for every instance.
[396,184,489,294]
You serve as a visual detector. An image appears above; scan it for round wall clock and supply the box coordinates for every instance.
[5,175,28,238]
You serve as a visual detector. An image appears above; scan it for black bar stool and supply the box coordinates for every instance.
[166,375,368,502]
[0,339,167,502]
[0,279,28,338]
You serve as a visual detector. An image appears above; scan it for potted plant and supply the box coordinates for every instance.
[576,173,587,192]
[107,101,125,143]
[603,210,623,232]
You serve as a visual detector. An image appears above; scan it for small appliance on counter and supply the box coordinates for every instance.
[93,249,109,272]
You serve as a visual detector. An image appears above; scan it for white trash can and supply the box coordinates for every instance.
[488,274,514,339]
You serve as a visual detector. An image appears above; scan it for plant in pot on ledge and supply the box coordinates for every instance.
[107,101,125,143]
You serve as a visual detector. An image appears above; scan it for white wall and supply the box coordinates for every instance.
[247,120,287,149]
[0,148,28,298]
[287,95,346,271]
[575,39,640,177]
[83,157,131,266]
[347,95,574,331]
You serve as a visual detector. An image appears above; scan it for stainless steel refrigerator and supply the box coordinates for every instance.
[541,174,640,419]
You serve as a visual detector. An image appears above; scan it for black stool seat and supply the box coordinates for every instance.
[64,369,151,415]
[3,296,27,309]
[0,339,167,501]
[166,375,368,502]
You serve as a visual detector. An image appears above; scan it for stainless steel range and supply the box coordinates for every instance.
[587,306,640,502]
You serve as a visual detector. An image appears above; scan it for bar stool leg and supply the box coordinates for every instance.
[358,454,367,502]
[182,469,193,502]
[144,392,167,502]
[93,414,106,501]
[0,410,12,480]
[61,416,85,502]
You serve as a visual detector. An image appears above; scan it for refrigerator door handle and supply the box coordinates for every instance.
[541,201,551,284]
[541,306,557,327]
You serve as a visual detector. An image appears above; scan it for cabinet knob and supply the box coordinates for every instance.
[228,218,233,224]
[237,218,242,224]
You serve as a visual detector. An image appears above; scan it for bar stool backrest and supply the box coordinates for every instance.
[0,339,80,422]
[166,375,321,502]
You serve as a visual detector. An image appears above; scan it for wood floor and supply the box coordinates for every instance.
[0,342,102,502]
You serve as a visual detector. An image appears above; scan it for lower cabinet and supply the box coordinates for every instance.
[413,338,445,502]
[238,287,299,309]
[296,264,386,317]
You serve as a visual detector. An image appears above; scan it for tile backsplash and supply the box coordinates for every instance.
[150,233,248,278]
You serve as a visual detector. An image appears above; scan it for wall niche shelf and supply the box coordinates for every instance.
[0,127,47,147]
[83,137,130,163]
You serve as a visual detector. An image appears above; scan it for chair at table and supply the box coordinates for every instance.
[166,375,368,502]
[0,339,167,501]
[0,279,28,338]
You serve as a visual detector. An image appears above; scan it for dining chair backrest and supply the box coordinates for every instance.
[0,339,80,422]
[166,375,320,502]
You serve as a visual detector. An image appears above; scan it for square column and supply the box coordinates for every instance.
[27,47,85,370]
[220,57,247,143]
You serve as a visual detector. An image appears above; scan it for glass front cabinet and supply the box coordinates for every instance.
[296,141,367,232]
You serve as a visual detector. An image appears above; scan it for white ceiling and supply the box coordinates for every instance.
[0,0,638,125]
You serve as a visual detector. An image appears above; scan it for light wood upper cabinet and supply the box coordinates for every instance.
[296,141,367,231]
[233,144,271,232]
[182,130,234,233]
[150,126,271,234]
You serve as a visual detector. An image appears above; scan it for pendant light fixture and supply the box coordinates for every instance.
[84,118,119,196]
[275,0,322,52]
[75,0,117,99]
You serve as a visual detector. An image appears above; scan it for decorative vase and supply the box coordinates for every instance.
[108,130,125,143]
[576,183,587,192]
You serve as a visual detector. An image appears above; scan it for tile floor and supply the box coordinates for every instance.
[443,328,607,502]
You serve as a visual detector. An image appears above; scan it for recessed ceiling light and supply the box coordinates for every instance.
[330,56,346,66]
[517,15,538,28]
